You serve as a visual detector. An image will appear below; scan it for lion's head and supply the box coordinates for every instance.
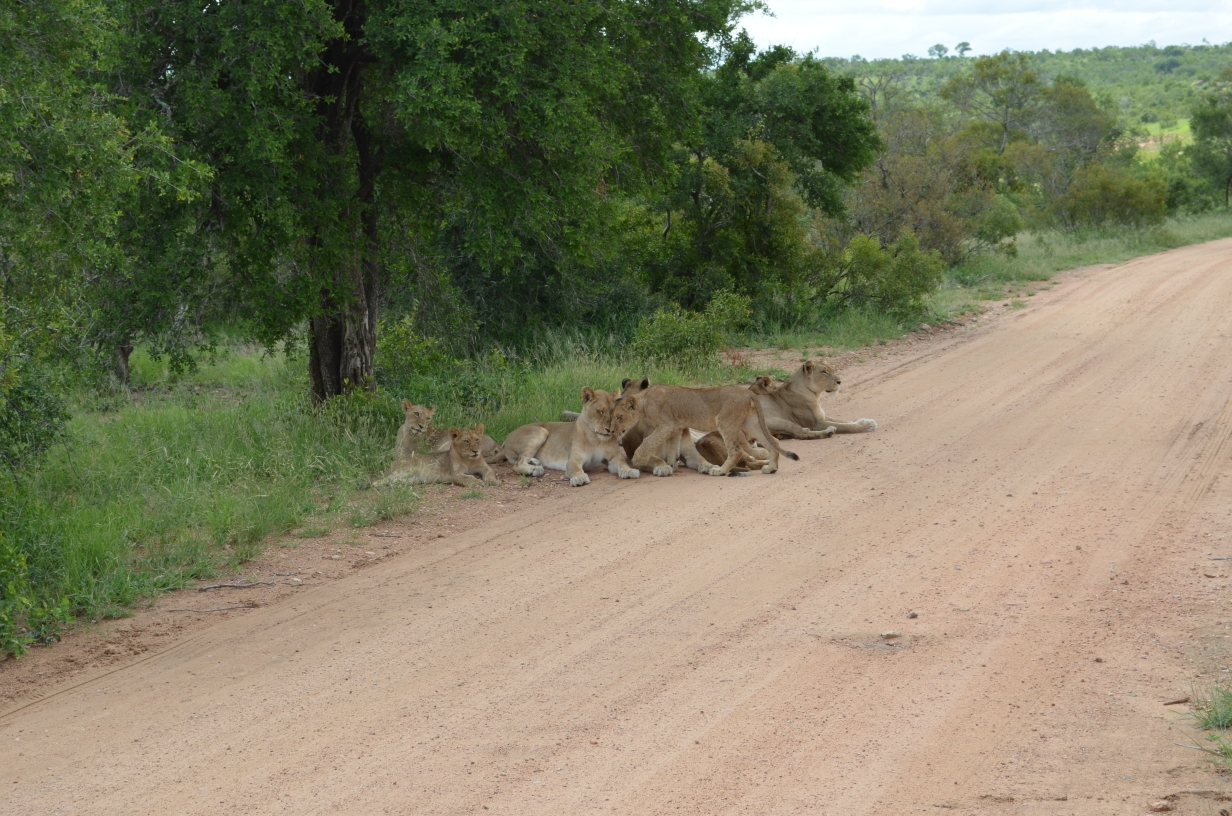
[749,375,782,395]
[447,424,487,462]
[578,387,640,441]
[400,400,437,433]
[619,377,650,398]
[799,360,840,394]
[612,393,642,441]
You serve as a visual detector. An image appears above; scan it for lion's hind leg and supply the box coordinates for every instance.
[504,425,549,477]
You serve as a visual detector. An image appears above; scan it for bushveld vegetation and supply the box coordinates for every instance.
[3,0,1232,655]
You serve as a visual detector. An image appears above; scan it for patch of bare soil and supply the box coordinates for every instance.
[5,247,1232,816]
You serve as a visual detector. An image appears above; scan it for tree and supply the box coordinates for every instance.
[0,0,143,455]
[647,39,881,305]
[111,0,750,401]
[941,51,1042,154]
[1190,94,1232,207]
[956,42,972,58]
[928,44,949,59]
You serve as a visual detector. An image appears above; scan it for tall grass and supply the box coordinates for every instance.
[3,350,409,621]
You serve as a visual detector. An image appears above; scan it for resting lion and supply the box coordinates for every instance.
[619,379,797,476]
[750,361,877,438]
[502,387,642,487]
[615,378,769,475]
[375,424,500,488]
[393,400,503,464]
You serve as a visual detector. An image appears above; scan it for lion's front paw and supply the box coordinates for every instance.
[705,465,726,476]
[484,477,501,487]
[824,425,838,436]
[530,465,545,477]
[857,418,877,431]
[761,464,778,474]
[569,472,591,487]
[528,457,541,466]
[618,468,640,480]
[652,465,674,477]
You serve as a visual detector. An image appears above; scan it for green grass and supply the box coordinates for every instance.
[4,350,403,621]
[1187,683,1232,769]
[931,211,1232,318]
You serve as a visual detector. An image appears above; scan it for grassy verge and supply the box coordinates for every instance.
[933,211,1232,317]
[5,210,1232,650]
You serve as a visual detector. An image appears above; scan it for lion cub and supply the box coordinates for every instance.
[393,400,503,464]
[375,424,500,488]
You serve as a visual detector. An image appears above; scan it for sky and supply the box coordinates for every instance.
[739,1,1232,60]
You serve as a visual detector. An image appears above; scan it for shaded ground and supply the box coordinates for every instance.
[3,245,1232,815]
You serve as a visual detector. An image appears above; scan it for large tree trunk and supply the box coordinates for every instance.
[115,342,134,384]
[305,0,381,403]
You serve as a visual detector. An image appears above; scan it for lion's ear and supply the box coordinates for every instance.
[581,386,596,403]
[474,423,484,436]
[640,378,649,389]
[401,399,412,412]
[802,361,814,374]
[621,378,633,389]
[448,427,462,440]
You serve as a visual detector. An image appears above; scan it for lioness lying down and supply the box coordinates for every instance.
[503,387,642,487]
[750,361,877,438]
[393,400,503,464]
[620,378,797,476]
[374,424,500,488]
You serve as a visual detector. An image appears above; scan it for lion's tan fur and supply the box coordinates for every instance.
[752,362,877,438]
[620,379,796,476]
[393,400,503,464]
[375,424,500,488]
[502,388,642,487]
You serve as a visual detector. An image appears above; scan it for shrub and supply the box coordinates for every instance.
[1063,162,1168,227]
[0,532,71,658]
[824,233,945,317]
[632,290,752,362]
[0,326,70,471]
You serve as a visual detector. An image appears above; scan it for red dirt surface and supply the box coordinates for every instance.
[4,242,1232,815]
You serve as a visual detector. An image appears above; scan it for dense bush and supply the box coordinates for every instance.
[632,291,752,362]
[1062,163,1168,227]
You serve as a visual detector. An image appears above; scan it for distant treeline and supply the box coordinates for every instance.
[823,42,1232,127]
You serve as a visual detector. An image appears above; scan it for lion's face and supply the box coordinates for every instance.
[578,387,627,441]
[800,360,840,393]
[611,394,642,441]
[400,400,437,433]
[448,424,487,462]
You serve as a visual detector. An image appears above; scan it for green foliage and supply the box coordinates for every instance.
[633,291,752,362]
[824,234,945,316]
[646,40,881,308]
[1190,90,1232,207]
[1062,162,1168,227]
[0,532,72,658]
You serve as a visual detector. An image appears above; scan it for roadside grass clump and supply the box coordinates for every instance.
[1187,682,1232,769]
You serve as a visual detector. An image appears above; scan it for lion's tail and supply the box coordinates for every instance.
[752,396,798,461]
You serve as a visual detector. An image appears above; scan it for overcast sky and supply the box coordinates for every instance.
[739,1,1232,60]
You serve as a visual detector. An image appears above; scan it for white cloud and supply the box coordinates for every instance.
[741,3,1232,59]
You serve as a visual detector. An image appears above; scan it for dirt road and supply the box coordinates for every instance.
[5,241,1232,815]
